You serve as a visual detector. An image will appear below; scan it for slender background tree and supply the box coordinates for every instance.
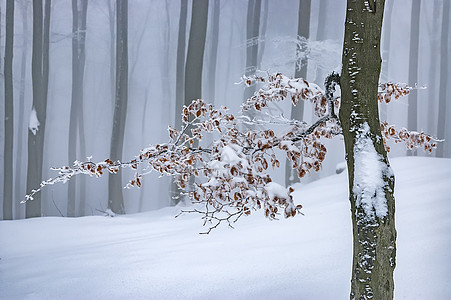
[3,0,15,220]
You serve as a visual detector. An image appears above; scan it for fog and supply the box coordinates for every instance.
[1,0,450,219]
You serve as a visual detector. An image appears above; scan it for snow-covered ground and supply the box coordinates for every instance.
[1,157,450,299]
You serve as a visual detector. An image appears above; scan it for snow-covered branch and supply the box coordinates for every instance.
[25,72,440,232]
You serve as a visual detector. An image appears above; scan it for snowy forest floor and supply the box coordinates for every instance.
[1,157,450,299]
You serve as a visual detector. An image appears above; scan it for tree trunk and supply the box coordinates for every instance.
[426,0,440,136]
[108,0,128,214]
[340,1,396,299]
[27,0,51,218]
[15,0,30,219]
[206,0,220,103]
[3,0,15,220]
[379,0,394,122]
[243,0,261,104]
[107,0,115,103]
[68,0,88,217]
[174,0,187,130]
[436,0,449,158]
[171,0,188,205]
[407,0,421,156]
[285,0,311,188]
[184,0,208,105]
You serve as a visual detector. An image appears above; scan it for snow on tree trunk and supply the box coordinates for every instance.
[27,0,51,218]
[339,0,397,299]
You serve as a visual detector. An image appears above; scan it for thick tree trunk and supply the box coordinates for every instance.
[340,1,396,299]
[407,0,421,156]
[68,0,88,217]
[285,0,311,188]
[3,0,15,220]
[108,0,128,214]
[436,0,449,158]
[27,0,51,218]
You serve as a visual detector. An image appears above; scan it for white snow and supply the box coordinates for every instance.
[28,107,40,135]
[1,157,450,299]
[264,181,289,200]
[353,123,389,220]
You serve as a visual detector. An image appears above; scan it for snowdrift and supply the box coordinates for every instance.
[1,157,450,299]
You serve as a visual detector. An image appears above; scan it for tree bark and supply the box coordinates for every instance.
[426,0,440,136]
[206,0,220,103]
[285,0,311,188]
[436,0,449,158]
[171,0,188,205]
[68,0,88,217]
[174,0,187,130]
[184,0,208,105]
[15,0,30,219]
[3,0,15,220]
[26,0,51,218]
[243,0,261,104]
[108,0,128,214]
[407,0,421,156]
[379,0,394,122]
[340,1,396,299]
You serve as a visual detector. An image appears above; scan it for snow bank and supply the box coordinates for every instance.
[0,157,450,299]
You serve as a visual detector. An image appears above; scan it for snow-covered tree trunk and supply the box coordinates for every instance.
[26,0,51,218]
[340,1,396,299]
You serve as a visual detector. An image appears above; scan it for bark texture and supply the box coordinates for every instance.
[340,1,396,299]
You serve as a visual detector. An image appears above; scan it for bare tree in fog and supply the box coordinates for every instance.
[26,0,51,218]
[109,0,128,214]
[285,0,311,188]
[68,0,88,217]
[3,0,15,220]
[407,0,421,156]
[437,0,449,157]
